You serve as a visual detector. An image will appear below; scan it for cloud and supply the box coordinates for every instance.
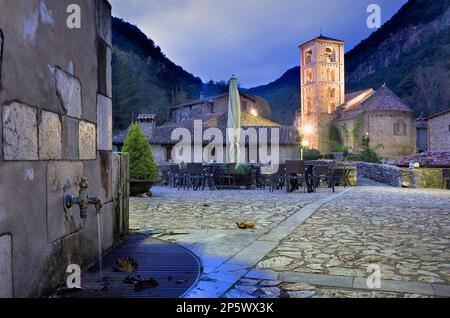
[109,0,407,87]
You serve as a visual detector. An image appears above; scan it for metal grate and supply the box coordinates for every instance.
[72,235,201,298]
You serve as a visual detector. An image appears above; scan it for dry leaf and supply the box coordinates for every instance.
[116,256,138,272]
[236,222,256,229]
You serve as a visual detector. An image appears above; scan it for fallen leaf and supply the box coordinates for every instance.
[236,222,256,229]
[116,256,138,272]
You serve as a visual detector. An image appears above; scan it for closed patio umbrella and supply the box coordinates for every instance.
[227,75,241,164]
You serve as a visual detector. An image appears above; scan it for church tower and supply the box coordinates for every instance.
[299,35,345,153]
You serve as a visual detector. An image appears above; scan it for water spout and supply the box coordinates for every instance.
[97,213,103,278]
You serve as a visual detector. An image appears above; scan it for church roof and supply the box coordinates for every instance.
[360,85,412,113]
[299,35,345,47]
[336,85,412,121]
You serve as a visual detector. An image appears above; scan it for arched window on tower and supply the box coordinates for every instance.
[326,68,330,81]
[324,48,336,63]
[306,100,313,114]
[328,88,336,98]
[305,49,312,65]
[331,69,336,82]
[328,103,336,114]
[305,69,314,83]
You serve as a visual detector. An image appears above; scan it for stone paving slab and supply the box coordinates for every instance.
[279,272,354,288]
[432,284,450,297]
[353,277,435,296]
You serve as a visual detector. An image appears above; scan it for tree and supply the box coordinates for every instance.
[122,123,158,180]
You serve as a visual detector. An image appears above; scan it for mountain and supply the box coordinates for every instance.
[244,67,300,125]
[248,0,450,124]
[112,17,203,131]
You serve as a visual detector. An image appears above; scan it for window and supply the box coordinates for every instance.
[328,88,336,98]
[305,69,314,83]
[331,69,336,82]
[167,147,173,161]
[305,49,312,64]
[324,48,335,63]
[306,100,313,114]
[207,101,215,113]
[328,103,336,114]
[241,101,248,110]
[394,119,407,136]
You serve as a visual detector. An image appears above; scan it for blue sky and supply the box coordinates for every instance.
[109,0,408,87]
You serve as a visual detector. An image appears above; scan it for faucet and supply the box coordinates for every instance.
[64,177,103,219]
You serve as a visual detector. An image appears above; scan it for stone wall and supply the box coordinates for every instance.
[428,111,450,151]
[0,0,122,297]
[355,162,447,189]
[356,162,403,187]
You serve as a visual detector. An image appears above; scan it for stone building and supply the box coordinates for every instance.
[0,0,126,297]
[423,109,450,151]
[170,93,257,123]
[298,36,416,158]
[114,95,300,164]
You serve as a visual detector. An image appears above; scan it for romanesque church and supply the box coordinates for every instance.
[298,35,416,158]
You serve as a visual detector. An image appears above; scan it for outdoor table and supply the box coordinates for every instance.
[333,165,353,187]
[286,164,315,193]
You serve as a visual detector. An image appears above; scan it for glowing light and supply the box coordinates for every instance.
[301,140,310,148]
[250,108,258,117]
[302,124,314,135]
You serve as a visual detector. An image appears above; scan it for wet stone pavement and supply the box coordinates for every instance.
[130,187,338,231]
[130,186,450,298]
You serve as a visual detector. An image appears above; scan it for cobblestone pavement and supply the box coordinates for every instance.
[129,185,450,298]
[130,186,340,231]
[240,186,450,298]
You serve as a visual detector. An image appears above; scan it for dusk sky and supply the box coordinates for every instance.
[109,0,408,88]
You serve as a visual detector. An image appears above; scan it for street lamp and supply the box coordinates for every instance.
[250,108,258,117]
[301,140,310,160]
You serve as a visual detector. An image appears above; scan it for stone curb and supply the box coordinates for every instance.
[279,271,450,297]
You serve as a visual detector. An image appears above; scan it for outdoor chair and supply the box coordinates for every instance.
[219,163,236,189]
[443,169,450,190]
[159,166,171,187]
[168,165,182,188]
[314,164,334,192]
[185,163,205,191]
[269,164,286,192]
[285,160,306,193]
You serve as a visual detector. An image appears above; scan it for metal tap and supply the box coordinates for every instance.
[64,177,103,218]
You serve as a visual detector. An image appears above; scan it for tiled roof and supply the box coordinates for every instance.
[171,92,256,110]
[361,85,412,112]
[336,85,412,121]
[392,151,450,168]
[136,114,156,121]
[299,35,345,47]
[113,111,297,146]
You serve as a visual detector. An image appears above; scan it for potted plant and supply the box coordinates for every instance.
[234,165,255,188]
[122,123,158,195]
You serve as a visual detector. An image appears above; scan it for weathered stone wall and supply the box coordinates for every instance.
[0,0,119,297]
[356,162,403,187]
[428,111,450,151]
[355,162,446,189]
[365,111,416,158]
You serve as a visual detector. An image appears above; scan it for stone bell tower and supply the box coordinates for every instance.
[299,35,345,153]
